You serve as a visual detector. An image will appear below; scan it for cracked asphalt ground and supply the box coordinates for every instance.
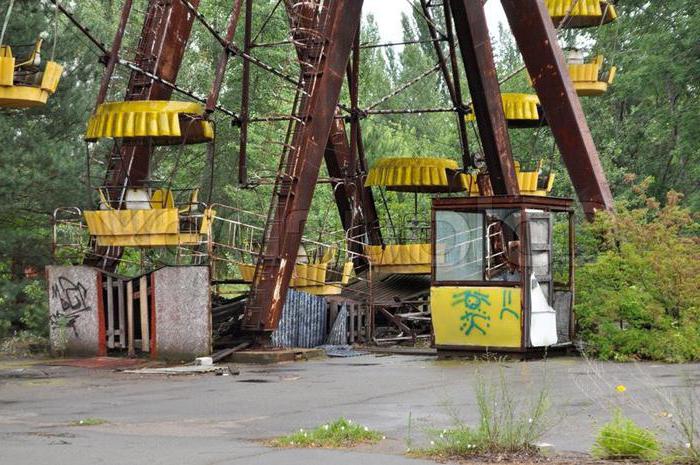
[0,355,697,465]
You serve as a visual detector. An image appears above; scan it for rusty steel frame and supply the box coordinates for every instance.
[94,0,133,109]
[419,0,471,170]
[238,0,252,185]
[282,1,381,262]
[69,0,614,338]
[242,0,365,333]
[448,0,518,196]
[347,33,382,249]
[205,0,244,113]
[501,0,613,217]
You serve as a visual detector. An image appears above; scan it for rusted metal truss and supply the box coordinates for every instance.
[284,1,381,260]
[448,0,519,195]
[70,0,614,336]
[242,0,365,332]
[501,0,614,217]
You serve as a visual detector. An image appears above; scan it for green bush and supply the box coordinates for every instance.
[593,410,660,460]
[575,184,700,362]
[0,278,49,340]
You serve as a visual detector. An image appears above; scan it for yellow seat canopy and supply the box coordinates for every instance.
[365,157,476,193]
[466,93,545,129]
[546,0,617,28]
[0,45,63,108]
[85,100,214,145]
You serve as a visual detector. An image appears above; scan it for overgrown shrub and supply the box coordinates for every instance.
[592,410,660,460]
[0,278,49,340]
[575,181,700,362]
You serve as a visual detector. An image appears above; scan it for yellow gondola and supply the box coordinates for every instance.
[546,0,617,28]
[83,188,213,247]
[0,39,63,108]
[85,100,214,145]
[468,161,555,197]
[466,93,546,129]
[568,55,617,96]
[363,243,433,275]
[238,255,353,296]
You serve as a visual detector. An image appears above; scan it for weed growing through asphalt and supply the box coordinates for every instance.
[270,417,383,448]
[418,366,552,459]
[71,418,107,426]
[665,379,699,465]
[592,409,660,461]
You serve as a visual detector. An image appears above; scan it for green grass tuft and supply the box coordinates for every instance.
[270,417,383,448]
[592,410,660,461]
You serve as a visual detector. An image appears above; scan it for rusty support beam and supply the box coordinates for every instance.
[501,0,613,217]
[347,33,382,248]
[420,0,471,170]
[95,0,133,109]
[205,0,244,112]
[442,0,472,168]
[243,0,365,333]
[285,1,380,256]
[238,0,252,185]
[448,0,518,195]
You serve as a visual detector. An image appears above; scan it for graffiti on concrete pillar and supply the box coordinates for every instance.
[50,277,91,336]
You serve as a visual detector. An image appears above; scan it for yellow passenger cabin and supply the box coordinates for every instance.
[364,157,477,275]
[0,39,63,108]
[83,187,214,247]
[466,93,546,129]
[237,249,354,296]
[566,53,617,96]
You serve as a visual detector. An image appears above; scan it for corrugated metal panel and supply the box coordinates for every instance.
[271,289,327,348]
[326,303,348,345]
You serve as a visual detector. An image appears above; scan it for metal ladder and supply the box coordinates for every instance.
[243,1,330,329]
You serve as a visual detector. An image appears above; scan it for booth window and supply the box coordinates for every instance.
[434,209,522,283]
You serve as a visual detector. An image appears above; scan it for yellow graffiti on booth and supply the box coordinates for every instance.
[431,286,522,348]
